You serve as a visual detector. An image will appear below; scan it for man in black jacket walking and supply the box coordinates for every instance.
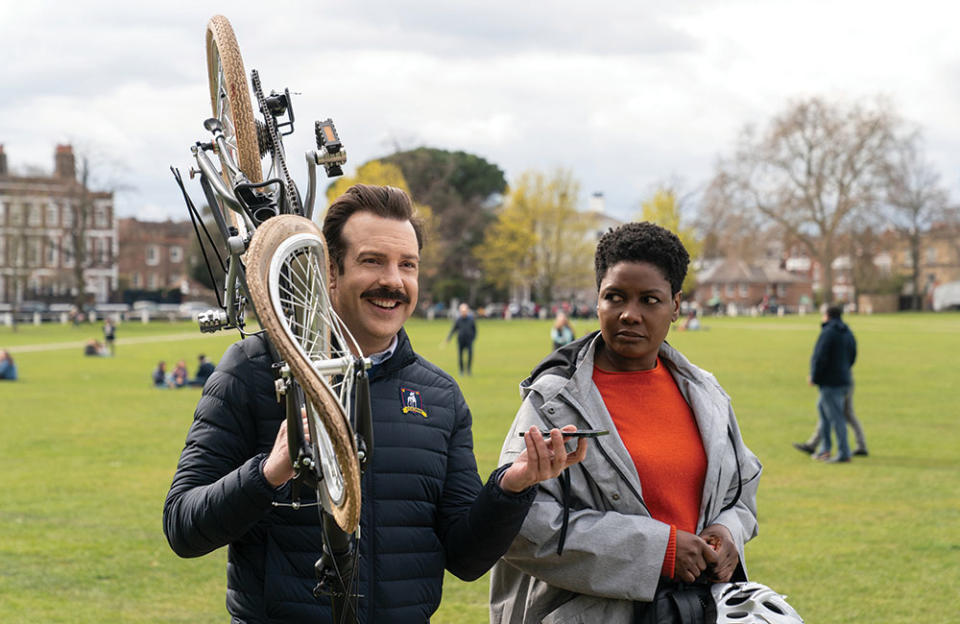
[807,305,858,463]
[447,303,477,375]
[163,184,587,623]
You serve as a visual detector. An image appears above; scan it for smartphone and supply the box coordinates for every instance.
[519,429,610,438]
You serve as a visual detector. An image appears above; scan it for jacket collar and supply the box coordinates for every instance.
[524,332,733,521]
[369,328,417,380]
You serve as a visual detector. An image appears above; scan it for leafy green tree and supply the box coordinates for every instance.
[326,149,507,306]
[477,169,596,305]
[324,160,414,202]
[383,148,506,305]
[323,160,439,293]
[637,188,702,294]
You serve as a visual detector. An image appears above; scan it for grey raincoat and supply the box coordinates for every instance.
[489,332,761,624]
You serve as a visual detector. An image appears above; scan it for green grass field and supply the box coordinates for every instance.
[1,313,958,622]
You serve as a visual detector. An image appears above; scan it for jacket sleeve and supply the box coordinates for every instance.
[162,342,280,558]
[809,330,828,383]
[706,402,762,581]
[499,397,671,603]
[849,332,858,368]
[436,388,536,581]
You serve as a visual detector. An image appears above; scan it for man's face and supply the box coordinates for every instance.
[329,211,419,355]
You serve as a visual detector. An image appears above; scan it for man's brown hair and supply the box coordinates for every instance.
[322,184,424,273]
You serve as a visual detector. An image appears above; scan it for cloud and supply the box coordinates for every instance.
[2,0,959,223]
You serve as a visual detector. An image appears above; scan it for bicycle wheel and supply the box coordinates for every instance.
[246,215,361,533]
[206,15,262,190]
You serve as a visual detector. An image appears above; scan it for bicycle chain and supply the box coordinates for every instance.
[251,69,302,214]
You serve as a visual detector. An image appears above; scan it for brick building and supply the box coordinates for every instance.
[116,217,211,302]
[693,258,813,314]
[0,144,117,304]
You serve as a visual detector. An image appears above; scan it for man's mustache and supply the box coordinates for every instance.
[360,287,411,304]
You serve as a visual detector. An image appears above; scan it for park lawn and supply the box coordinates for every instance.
[1,313,958,623]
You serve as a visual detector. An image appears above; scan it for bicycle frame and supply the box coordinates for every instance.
[173,54,370,623]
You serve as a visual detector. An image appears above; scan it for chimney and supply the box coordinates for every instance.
[55,144,76,180]
[0,144,7,176]
[588,191,606,214]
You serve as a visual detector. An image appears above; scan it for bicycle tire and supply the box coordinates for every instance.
[206,15,262,190]
[246,215,361,532]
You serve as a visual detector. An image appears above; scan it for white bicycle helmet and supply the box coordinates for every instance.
[711,582,804,623]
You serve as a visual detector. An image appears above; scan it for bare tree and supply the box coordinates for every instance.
[882,133,950,310]
[709,97,898,303]
[59,146,126,309]
[699,170,777,262]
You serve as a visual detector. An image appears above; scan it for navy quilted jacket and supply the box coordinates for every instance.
[810,318,857,387]
[163,329,535,623]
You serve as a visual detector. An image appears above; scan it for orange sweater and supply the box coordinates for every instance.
[593,359,707,579]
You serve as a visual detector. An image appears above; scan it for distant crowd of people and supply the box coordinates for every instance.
[153,354,215,389]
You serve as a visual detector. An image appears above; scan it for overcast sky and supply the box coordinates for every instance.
[2,0,959,222]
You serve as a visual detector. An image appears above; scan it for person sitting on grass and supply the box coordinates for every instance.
[84,339,108,357]
[152,361,170,388]
[171,360,189,388]
[187,354,216,387]
[0,349,18,381]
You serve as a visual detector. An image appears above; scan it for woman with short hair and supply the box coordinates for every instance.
[490,222,762,623]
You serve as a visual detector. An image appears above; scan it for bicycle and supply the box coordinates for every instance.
[171,14,371,622]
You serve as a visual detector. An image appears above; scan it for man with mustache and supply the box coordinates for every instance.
[164,184,587,623]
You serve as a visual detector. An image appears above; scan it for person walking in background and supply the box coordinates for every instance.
[103,318,116,356]
[447,302,477,375]
[550,311,575,351]
[0,349,18,381]
[793,381,868,457]
[806,305,858,463]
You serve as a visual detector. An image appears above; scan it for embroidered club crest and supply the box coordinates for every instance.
[400,387,427,418]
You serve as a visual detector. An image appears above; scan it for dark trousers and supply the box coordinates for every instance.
[457,340,473,374]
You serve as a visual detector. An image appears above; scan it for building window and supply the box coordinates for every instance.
[170,245,183,263]
[711,285,720,297]
[62,204,74,227]
[146,245,160,266]
[132,272,142,288]
[777,283,786,298]
[0,201,7,225]
[100,237,111,264]
[28,238,41,266]
[94,205,108,228]
[926,247,938,264]
[62,237,74,267]
[739,283,748,297]
[0,236,5,264]
[9,204,23,226]
[725,283,734,297]
[28,204,42,227]
[47,238,58,267]
[147,273,158,290]
[46,203,59,227]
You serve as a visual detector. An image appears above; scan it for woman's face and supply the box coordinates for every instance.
[596,260,681,371]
